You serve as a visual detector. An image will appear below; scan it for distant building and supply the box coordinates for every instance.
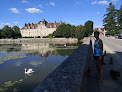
[94,27,108,36]
[119,29,122,34]
[20,19,66,37]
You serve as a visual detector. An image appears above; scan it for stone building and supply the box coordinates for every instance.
[20,19,66,37]
[93,27,108,36]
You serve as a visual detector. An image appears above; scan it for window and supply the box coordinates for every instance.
[54,25,56,28]
[50,25,52,28]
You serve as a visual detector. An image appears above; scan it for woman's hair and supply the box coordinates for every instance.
[94,31,99,36]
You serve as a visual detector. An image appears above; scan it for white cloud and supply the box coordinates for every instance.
[30,61,44,66]
[1,23,11,26]
[96,12,100,14]
[10,8,20,13]
[22,0,28,3]
[92,1,97,4]
[98,1,110,5]
[49,2,55,6]
[91,1,110,5]
[25,8,43,13]
[39,5,43,8]
[13,22,19,24]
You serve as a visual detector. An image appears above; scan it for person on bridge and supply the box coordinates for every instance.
[94,31,104,82]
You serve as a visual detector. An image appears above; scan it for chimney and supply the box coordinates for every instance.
[28,23,30,26]
[42,18,45,21]
[31,23,34,28]
[28,23,30,29]
[25,23,27,26]
[54,21,56,24]
[64,21,66,24]
[60,20,62,24]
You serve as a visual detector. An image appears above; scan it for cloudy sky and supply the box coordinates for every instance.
[0,0,121,29]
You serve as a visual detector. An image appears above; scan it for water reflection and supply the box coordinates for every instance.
[0,42,82,92]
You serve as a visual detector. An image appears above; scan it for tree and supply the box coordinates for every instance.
[53,23,66,37]
[75,25,85,41]
[117,5,122,29]
[63,25,71,38]
[12,26,21,38]
[84,20,93,36]
[70,25,76,38]
[0,29,2,39]
[2,25,15,38]
[103,3,117,32]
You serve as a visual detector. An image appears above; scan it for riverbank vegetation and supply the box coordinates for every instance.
[103,3,122,35]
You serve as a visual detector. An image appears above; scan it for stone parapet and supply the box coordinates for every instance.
[33,37,93,92]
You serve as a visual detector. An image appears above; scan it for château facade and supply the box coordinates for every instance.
[20,19,66,37]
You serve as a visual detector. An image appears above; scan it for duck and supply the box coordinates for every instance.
[24,68,35,74]
[110,69,120,80]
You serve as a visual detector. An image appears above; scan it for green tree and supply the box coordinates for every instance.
[12,26,21,38]
[75,25,85,41]
[117,5,122,29]
[84,20,93,36]
[63,25,71,38]
[2,25,15,38]
[70,25,76,38]
[53,23,66,37]
[0,29,2,39]
[103,3,117,32]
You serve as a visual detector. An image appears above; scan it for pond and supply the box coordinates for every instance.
[0,42,82,92]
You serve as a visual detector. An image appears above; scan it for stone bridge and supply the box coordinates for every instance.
[33,37,94,92]
[32,37,122,92]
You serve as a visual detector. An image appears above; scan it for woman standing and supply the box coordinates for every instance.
[94,31,104,82]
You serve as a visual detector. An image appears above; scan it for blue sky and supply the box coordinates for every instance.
[0,0,121,29]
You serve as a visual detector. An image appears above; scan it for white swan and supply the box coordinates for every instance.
[24,68,35,74]
[64,44,66,47]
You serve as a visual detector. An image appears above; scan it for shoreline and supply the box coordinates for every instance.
[0,38,78,44]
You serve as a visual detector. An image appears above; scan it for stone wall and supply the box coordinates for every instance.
[0,38,78,44]
[32,37,94,92]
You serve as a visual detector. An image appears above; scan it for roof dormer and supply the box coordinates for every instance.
[50,25,52,28]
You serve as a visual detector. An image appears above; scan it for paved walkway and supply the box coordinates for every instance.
[86,37,122,92]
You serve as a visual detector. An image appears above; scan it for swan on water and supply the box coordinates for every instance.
[24,68,35,74]
[64,44,66,46]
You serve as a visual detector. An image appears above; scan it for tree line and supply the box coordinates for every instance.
[0,21,93,40]
[0,25,21,39]
[51,20,93,41]
[103,3,122,35]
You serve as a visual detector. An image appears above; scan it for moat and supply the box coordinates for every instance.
[0,42,82,92]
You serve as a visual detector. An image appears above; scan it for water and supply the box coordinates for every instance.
[0,42,82,92]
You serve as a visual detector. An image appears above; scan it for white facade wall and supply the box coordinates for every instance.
[21,24,57,37]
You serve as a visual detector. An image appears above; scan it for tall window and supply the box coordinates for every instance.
[50,25,52,28]
[54,25,56,28]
